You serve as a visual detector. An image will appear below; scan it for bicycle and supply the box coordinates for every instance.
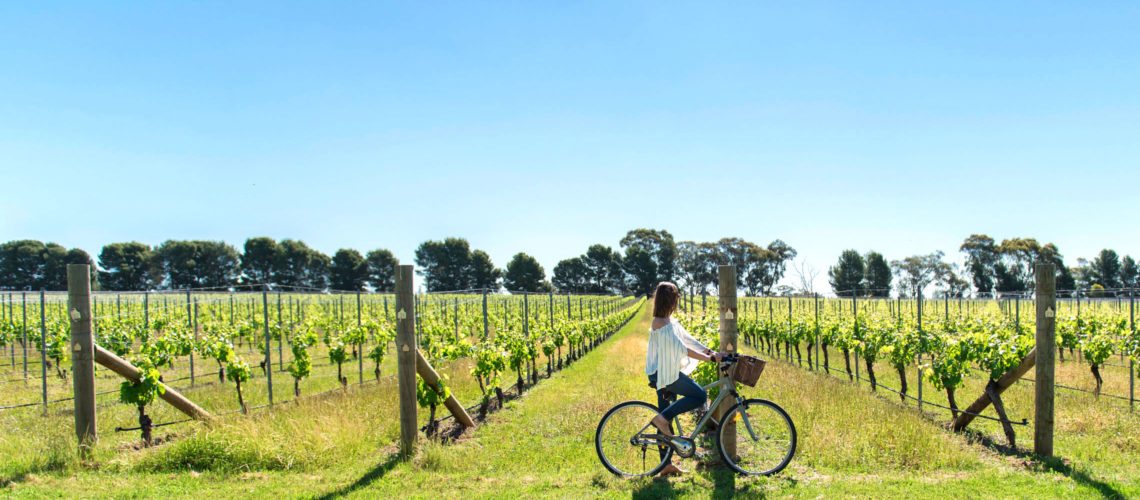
[594,353,796,477]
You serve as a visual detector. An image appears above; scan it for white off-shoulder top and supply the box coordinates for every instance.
[645,318,711,389]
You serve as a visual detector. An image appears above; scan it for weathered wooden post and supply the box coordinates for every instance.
[396,265,418,458]
[482,289,489,339]
[262,287,273,405]
[67,264,96,455]
[523,292,531,387]
[95,346,211,421]
[814,293,821,371]
[414,349,475,428]
[22,292,27,379]
[187,288,195,386]
[787,295,794,364]
[193,300,201,384]
[853,293,859,383]
[918,292,923,410]
[1035,262,1056,456]
[717,265,738,459]
[40,289,48,416]
[358,291,365,385]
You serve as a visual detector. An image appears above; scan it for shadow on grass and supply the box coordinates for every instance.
[631,476,677,499]
[710,466,739,499]
[962,428,1124,499]
[0,473,29,489]
[629,464,770,499]
[314,453,402,500]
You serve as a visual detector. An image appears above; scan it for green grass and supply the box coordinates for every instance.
[3,303,1138,498]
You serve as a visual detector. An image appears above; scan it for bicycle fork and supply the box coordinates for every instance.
[725,397,761,442]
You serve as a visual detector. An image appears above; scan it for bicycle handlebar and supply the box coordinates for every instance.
[717,353,741,372]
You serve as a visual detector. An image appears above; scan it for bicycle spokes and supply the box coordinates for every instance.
[596,401,673,477]
[718,399,797,476]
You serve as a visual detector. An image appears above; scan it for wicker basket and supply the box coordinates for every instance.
[731,355,766,387]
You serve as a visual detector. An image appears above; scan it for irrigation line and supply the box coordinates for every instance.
[0,401,40,411]
[796,357,1029,426]
[1022,378,1133,402]
[114,417,196,433]
[90,294,237,321]
[11,366,338,411]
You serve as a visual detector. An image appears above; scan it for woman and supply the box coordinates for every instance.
[645,281,721,477]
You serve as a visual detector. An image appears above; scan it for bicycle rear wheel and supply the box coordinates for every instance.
[595,401,672,477]
[717,398,796,476]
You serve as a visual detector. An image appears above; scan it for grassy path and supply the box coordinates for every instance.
[345,303,1137,498]
[5,302,1138,498]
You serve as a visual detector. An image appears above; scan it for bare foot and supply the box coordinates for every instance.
[658,463,684,477]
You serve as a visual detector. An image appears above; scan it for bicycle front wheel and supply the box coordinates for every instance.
[595,401,672,477]
[717,398,796,476]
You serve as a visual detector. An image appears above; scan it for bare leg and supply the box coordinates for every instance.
[651,415,672,436]
[651,414,686,476]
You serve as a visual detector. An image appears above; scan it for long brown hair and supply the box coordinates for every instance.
[653,282,679,318]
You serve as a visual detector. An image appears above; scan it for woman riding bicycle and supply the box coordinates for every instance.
[646,282,723,477]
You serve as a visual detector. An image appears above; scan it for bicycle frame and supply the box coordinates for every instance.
[637,367,760,448]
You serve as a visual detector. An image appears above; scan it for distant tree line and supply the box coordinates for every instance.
[0,229,800,297]
[552,231,798,297]
[9,231,1133,298]
[0,240,96,290]
[827,234,1138,298]
[0,238,399,292]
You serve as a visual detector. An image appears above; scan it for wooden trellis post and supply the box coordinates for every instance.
[396,265,418,458]
[717,265,739,458]
[1034,262,1056,456]
[951,261,1055,453]
[67,265,96,456]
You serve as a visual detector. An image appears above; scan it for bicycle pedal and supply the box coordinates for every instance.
[669,437,695,458]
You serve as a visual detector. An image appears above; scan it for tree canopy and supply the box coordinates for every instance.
[673,238,796,296]
[98,242,155,291]
[414,238,501,292]
[828,250,864,297]
[152,240,241,289]
[241,237,279,285]
[504,253,549,292]
[274,239,330,289]
[619,229,677,296]
[862,251,891,297]
[330,248,369,291]
[0,240,94,291]
[365,249,399,292]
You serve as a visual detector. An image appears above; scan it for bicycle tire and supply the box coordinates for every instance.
[716,398,796,476]
[595,400,673,477]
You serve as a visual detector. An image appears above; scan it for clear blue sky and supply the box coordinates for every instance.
[3,2,1139,293]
